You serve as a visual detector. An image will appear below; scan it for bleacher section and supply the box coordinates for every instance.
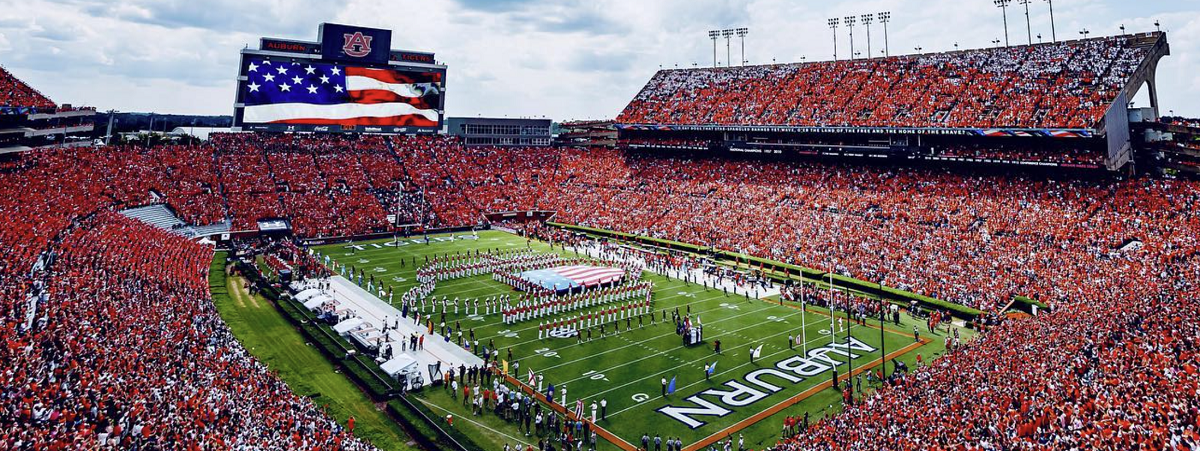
[3,128,1198,449]
[0,65,54,110]
[189,221,232,238]
[0,67,95,153]
[617,34,1162,131]
[120,204,188,231]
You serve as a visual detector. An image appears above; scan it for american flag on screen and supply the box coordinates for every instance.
[241,60,442,127]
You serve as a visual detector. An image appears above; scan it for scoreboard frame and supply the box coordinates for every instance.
[232,23,447,135]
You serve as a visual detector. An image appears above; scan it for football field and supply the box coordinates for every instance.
[314,230,963,450]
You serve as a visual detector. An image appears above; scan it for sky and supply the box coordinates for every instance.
[0,0,1197,120]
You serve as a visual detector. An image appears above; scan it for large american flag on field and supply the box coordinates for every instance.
[241,59,442,127]
[518,265,626,291]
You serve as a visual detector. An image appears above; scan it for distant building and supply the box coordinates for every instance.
[446,117,552,147]
[169,126,234,141]
[557,120,616,147]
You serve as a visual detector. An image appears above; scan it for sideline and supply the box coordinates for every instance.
[683,338,931,451]
[503,373,639,451]
[416,399,529,445]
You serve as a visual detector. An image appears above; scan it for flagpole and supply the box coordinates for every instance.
[846,286,855,399]
[879,267,886,381]
[828,271,837,390]
[801,285,807,355]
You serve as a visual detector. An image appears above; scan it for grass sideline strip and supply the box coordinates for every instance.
[211,256,418,451]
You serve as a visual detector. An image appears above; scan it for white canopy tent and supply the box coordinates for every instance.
[332,317,364,335]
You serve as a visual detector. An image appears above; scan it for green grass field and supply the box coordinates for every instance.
[211,263,418,451]
[310,230,971,451]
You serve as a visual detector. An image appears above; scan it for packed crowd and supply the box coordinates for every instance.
[0,114,376,447]
[396,144,1200,448]
[0,65,54,109]
[6,131,1115,242]
[617,36,1148,130]
[3,125,1198,447]
[0,206,375,448]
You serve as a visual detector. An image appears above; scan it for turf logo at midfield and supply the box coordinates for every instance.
[656,337,876,429]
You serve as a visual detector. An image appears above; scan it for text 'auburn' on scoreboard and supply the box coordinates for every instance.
[232,23,446,135]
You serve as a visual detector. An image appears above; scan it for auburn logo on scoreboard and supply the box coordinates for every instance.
[342,32,373,58]
[318,23,391,64]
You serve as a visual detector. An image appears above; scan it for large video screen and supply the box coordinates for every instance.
[235,58,443,133]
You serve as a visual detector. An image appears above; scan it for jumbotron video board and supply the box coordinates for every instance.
[233,23,446,134]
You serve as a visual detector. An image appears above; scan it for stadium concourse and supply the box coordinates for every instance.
[1,36,1198,451]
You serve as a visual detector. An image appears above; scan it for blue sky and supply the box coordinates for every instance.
[0,0,1196,119]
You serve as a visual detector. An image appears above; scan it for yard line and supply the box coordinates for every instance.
[419,278,706,325]
[551,306,812,386]
[531,302,802,375]
[493,296,764,355]
[505,300,779,362]
[575,317,873,413]
[416,399,530,444]
[333,243,556,265]
[427,287,738,351]
[478,289,733,339]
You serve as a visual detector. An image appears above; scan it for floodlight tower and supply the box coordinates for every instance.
[844,16,857,60]
[708,30,720,67]
[828,18,840,61]
[861,14,874,59]
[1018,0,1033,45]
[995,0,1011,47]
[1045,0,1057,42]
[736,28,749,66]
[878,12,892,57]
[722,29,735,68]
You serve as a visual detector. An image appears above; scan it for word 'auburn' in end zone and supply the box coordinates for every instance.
[658,336,876,429]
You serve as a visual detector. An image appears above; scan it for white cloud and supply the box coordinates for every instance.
[0,0,1197,118]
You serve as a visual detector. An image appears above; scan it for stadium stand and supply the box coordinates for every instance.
[0,184,373,449]
[0,66,54,110]
[617,35,1148,129]
[1,28,1196,449]
[375,142,1200,450]
[0,67,95,155]
[119,203,188,231]
[4,133,1197,448]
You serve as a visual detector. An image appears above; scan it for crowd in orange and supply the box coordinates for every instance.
[0,177,372,448]
[403,143,1200,449]
[0,66,54,109]
[617,36,1145,130]
[2,131,1197,448]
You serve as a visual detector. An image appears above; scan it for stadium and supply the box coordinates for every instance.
[2,4,1199,451]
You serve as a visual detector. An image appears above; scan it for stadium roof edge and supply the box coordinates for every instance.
[655,31,1165,72]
